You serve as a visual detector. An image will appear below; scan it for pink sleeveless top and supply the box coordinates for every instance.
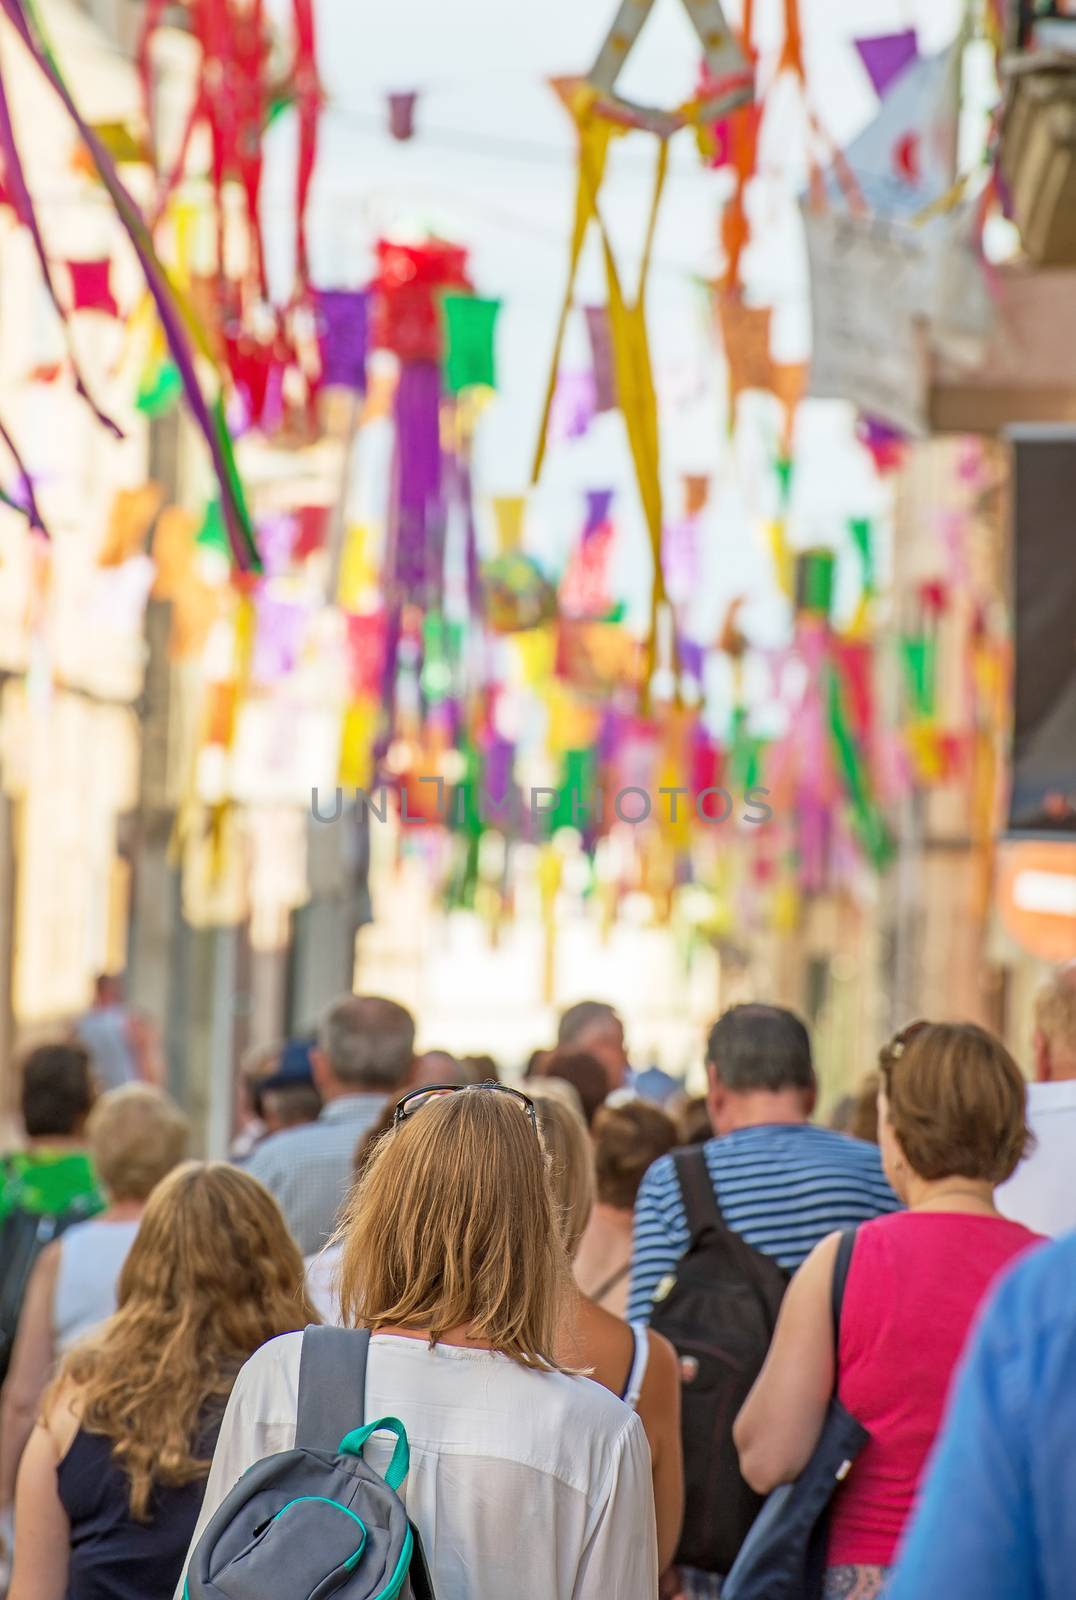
[828,1209,1042,1568]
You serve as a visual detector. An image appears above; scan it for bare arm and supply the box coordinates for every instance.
[733,1232,840,1495]
[8,1380,79,1600]
[639,1330,684,1574]
[0,1245,59,1509]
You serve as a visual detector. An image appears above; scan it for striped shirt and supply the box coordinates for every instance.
[628,1123,898,1324]
[245,1093,386,1255]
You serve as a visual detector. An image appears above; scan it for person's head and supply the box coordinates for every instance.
[258,1037,322,1134]
[19,1042,97,1141]
[677,1094,713,1145]
[592,1100,679,1211]
[94,972,125,1008]
[58,1162,314,1517]
[312,994,416,1101]
[877,1021,1032,1204]
[238,1040,282,1121]
[459,1053,500,1085]
[540,1049,610,1126]
[1032,962,1076,1083]
[523,1047,550,1080]
[87,1085,189,1204]
[849,1071,880,1144]
[337,1085,568,1367]
[528,1081,595,1258]
[408,1050,467,1091]
[557,1001,628,1092]
[705,1004,815,1134]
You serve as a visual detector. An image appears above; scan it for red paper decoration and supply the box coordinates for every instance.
[371,238,471,362]
[66,257,120,317]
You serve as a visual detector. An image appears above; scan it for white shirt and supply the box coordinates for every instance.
[998,1079,1076,1237]
[177,1331,657,1600]
[304,1243,344,1325]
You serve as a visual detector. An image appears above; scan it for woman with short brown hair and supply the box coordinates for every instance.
[8,1162,314,1600]
[735,1022,1044,1600]
[181,1083,658,1599]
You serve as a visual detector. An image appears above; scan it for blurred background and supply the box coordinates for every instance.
[0,0,1073,1149]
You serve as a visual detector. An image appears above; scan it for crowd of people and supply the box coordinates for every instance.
[0,961,1074,1598]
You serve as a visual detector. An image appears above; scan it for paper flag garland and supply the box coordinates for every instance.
[854,31,919,99]
[441,294,500,392]
[66,258,120,317]
[316,288,368,391]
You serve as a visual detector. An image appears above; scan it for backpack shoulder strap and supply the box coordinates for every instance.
[295,1325,370,1452]
[672,1145,724,1244]
[830,1226,858,1348]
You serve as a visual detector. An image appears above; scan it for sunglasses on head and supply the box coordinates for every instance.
[393,1081,539,1135]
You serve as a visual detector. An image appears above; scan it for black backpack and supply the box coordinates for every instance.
[0,1176,98,1383]
[649,1147,789,1578]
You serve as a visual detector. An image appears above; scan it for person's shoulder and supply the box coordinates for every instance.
[247,1121,324,1174]
[637,1146,680,1196]
[232,1330,306,1411]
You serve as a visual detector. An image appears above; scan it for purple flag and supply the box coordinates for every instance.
[316,289,368,392]
[388,360,444,600]
[548,370,597,445]
[584,488,614,536]
[854,31,919,99]
[584,304,616,412]
[252,592,309,684]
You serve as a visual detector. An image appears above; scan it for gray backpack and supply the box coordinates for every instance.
[185,1326,435,1600]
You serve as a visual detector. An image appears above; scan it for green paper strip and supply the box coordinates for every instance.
[827,665,893,870]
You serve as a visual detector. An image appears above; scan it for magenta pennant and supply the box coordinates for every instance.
[584,304,616,412]
[388,91,418,141]
[854,31,919,99]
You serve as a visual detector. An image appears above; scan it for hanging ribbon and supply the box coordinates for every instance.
[292,0,320,296]
[531,85,616,484]
[0,415,46,534]
[0,0,261,569]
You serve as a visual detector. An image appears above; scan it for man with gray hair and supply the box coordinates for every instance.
[999,960,1076,1237]
[246,995,415,1253]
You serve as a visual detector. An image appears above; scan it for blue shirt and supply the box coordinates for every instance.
[245,1093,386,1255]
[888,1232,1075,1600]
[627,1123,898,1323]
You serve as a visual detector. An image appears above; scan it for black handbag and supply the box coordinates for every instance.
[721,1228,869,1600]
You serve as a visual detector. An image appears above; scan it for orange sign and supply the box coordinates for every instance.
[996,839,1076,962]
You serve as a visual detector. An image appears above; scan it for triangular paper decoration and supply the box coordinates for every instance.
[854,31,919,99]
[588,0,752,129]
[66,257,119,317]
[826,46,958,218]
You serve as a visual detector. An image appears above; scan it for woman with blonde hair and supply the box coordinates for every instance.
[8,1162,314,1600]
[530,1084,684,1578]
[180,1082,658,1599]
[0,1085,189,1516]
[734,1022,1044,1600]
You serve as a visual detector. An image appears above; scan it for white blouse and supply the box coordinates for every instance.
[177,1331,658,1600]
